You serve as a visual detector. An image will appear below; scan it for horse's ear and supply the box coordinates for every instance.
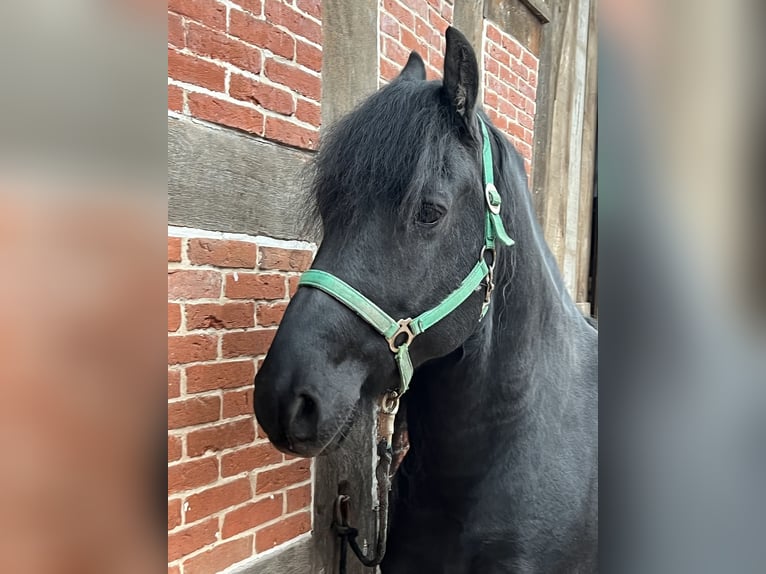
[443,26,479,123]
[399,51,426,81]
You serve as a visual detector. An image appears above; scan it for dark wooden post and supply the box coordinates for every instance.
[313,2,381,573]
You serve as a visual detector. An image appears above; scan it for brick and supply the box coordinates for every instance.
[264,58,321,101]
[286,484,312,513]
[501,34,522,59]
[230,75,295,116]
[288,275,300,296]
[222,494,283,538]
[168,369,181,399]
[183,535,253,574]
[256,302,287,327]
[441,2,452,21]
[380,57,399,82]
[187,92,264,135]
[169,0,226,29]
[521,50,537,69]
[187,419,256,457]
[168,518,218,562]
[169,435,183,462]
[168,395,221,429]
[296,40,322,73]
[414,16,437,47]
[399,28,419,58]
[168,12,185,48]
[265,0,322,45]
[489,42,509,67]
[507,87,526,111]
[484,89,498,109]
[168,269,221,300]
[229,10,294,60]
[498,98,518,121]
[168,84,184,112]
[255,511,311,552]
[168,334,218,365]
[428,7,449,34]
[528,70,538,89]
[222,387,253,418]
[510,57,529,82]
[259,247,313,272]
[485,55,500,77]
[186,302,255,330]
[295,98,320,127]
[411,0,429,19]
[296,0,320,20]
[487,23,501,44]
[428,49,443,75]
[383,0,414,29]
[184,477,252,523]
[384,37,409,66]
[381,13,400,38]
[169,566,180,574]
[168,457,220,494]
[222,329,276,358]
[518,79,535,100]
[224,272,285,299]
[265,116,318,150]
[168,303,182,332]
[188,238,257,268]
[168,48,225,92]
[518,111,534,130]
[168,237,182,262]
[221,442,283,477]
[186,360,255,393]
[237,0,262,16]
[186,22,263,74]
[256,459,311,495]
[169,498,182,530]
[507,121,526,141]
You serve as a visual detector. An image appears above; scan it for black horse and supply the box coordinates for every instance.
[254,27,597,573]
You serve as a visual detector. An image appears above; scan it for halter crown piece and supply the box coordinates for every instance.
[298,118,514,397]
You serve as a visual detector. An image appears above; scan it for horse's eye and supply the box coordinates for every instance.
[416,203,443,226]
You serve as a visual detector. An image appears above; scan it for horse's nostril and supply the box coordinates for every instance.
[288,392,319,443]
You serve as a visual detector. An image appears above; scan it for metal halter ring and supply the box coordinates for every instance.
[386,318,415,353]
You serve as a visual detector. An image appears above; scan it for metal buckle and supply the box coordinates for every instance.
[485,183,501,215]
[386,318,415,353]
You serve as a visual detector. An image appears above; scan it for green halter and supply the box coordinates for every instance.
[298,119,514,397]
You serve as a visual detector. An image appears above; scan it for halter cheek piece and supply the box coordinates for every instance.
[298,118,514,398]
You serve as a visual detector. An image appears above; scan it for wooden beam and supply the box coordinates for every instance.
[521,0,553,23]
[312,2,381,573]
[167,117,316,241]
[227,537,314,574]
[575,0,597,308]
[484,0,545,55]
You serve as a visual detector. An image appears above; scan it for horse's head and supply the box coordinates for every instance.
[255,27,501,456]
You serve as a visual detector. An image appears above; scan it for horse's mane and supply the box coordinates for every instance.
[304,78,462,240]
[302,74,577,320]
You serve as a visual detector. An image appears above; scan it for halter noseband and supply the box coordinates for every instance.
[298,119,514,397]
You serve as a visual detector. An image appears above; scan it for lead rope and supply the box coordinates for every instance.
[334,393,399,573]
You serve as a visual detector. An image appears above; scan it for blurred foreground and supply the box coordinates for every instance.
[0,0,762,572]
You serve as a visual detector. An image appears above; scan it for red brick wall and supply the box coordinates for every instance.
[483,21,539,179]
[168,0,322,150]
[168,229,315,573]
[379,0,453,84]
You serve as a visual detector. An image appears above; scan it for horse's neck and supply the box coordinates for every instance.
[405,187,580,481]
